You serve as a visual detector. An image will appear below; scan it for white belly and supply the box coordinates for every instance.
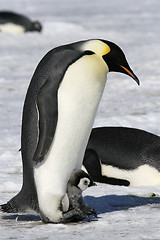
[0,23,25,33]
[101,164,160,186]
[34,54,108,221]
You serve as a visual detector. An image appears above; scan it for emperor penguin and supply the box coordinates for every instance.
[0,11,42,33]
[83,127,160,186]
[1,39,139,223]
[61,169,96,223]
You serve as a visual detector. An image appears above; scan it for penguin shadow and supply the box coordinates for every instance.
[2,194,160,222]
[1,213,41,222]
[84,194,160,215]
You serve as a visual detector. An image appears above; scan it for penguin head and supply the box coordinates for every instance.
[68,170,96,192]
[31,21,42,32]
[81,39,139,85]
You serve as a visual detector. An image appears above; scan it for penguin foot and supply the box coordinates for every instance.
[0,201,18,213]
[40,212,51,223]
[40,209,88,224]
[40,207,96,224]
[81,206,97,218]
[62,208,91,223]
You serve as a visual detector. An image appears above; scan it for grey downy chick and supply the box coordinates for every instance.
[62,169,97,222]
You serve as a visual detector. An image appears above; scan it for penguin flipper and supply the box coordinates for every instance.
[33,76,59,162]
[32,48,91,163]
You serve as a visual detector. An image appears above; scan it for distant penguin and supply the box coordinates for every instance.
[1,39,139,223]
[0,11,42,33]
[83,127,160,186]
[60,170,96,223]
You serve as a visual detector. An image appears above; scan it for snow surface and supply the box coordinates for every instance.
[1,0,160,239]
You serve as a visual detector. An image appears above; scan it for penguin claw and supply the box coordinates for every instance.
[73,207,97,221]
[89,208,97,218]
[81,206,97,218]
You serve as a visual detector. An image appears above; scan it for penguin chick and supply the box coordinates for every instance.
[61,170,97,222]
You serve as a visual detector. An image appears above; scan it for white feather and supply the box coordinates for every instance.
[101,164,160,186]
[78,177,90,191]
[61,193,69,212]
[0,23,25,33]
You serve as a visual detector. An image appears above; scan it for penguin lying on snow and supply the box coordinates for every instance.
[0,11,42,33]
[1,39,139,223]
[83,127,160,186]
[83,148,130,186]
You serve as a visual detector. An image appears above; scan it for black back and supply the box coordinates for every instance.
[0,11,42,31]
[86,127,160,171]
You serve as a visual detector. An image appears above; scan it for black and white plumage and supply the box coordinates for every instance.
[83,127,160,186]
[1,39,139,223]
[0,11,42,33]
[61,170,96,223]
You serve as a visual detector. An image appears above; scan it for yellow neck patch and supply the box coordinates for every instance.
[82,40,110,57]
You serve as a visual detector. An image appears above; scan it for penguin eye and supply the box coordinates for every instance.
[84,180,89,186]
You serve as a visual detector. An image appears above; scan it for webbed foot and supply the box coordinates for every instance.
[40,206,97,224]
[81,206,97,218]
[62,208,90,223]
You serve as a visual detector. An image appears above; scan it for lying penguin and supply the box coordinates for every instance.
[83,126,160,186]
[0,11,42,33]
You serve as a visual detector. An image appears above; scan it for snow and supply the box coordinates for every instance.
[1,0,160,239]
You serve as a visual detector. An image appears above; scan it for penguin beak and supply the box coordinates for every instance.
[120,65,140,85]
[102,42,140,85]
[89,181,97,187]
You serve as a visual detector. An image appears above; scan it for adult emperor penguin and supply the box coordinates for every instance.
[1,39,139,223]
[83,127,160,186]
[0,11,42,33]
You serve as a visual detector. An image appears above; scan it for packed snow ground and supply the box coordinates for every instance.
[1,0,160,239]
